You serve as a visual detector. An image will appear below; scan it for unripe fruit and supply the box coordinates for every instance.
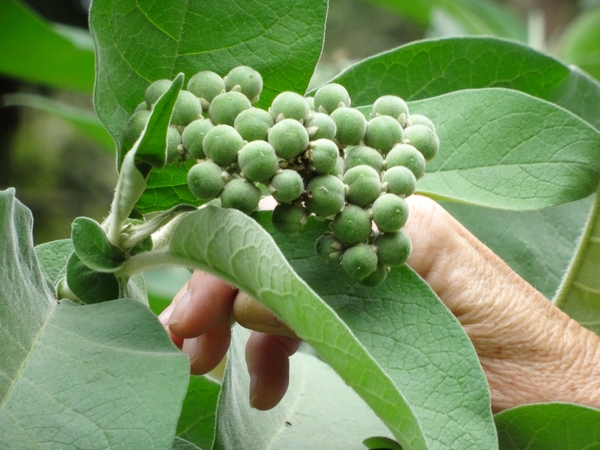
[187,71,225,107]
[364,115,404,154]
[203,124,244,167]
[305,112,337,140]
[220,178,261,214]
[309,139,339,174]
[305,174,345,217]
[269,169,304,203]
[182,119,215,159]
[208,91,252,126]
[134,101,149,112]
[268,118,309,160]
[344,145,384,172]
[238,141,279,182]
[269,91,310,122]
[145,79,172,106]
[332,156,345,177]
[331,205,372,245]
[234,107,274,142]
[187,161,226,199]
[370,95,409,127]
[305,96,315,111]
[382,166,416,197]
[385,144,426,180]
[342,165,381,207]
[313,83,351,114]
[359,264,388,286]
[125,109,150,144]
[166,126,182,163]
[330,107,367,146]
[404,124,440,161]
[271,203,307,234]
[408,114,435,131]
[171,90,203,126]
[224,66,263,102]
[375,230,412,267]
[341,244,378,281]
[371,194,409,232]
[315,233,344,262]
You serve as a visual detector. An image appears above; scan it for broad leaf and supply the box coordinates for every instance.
[71,217,126,272]
[176,375,220,450]
[558,7,600,83]
[494,403,600,449]
[66,252,120,304]
[172,438,203,450]
[409,88,600,209]
[214,326,392,450]
[34,238,73,289]
[0,188,190,449]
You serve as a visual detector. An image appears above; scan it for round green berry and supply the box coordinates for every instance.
[315,233,344,262]
[372,194,409,233]
[331,205,372,245]
[314,83,351,114]
[238,141,279,182]
[375,230,411,267]
[385,144,426,179]
[220,178,261,214]
[331,107,367,146]
[271,203,307,234]
[171,90,203,126]
[166,126,182,163]
[187,161,226,199]
[135,101,149,112]
[364,115,404,154]
[182,119,215,159]
[305,96,315,111]
[208,91,252,126]
[305,112,337,140]
[269,169,304,203]
[409,114,435,131]
[305,174,345,217]
[268,118,309,160]
[145,79,172,106]
[371,95,409,127]
[309,139,339,174]
[234,107,274,142]
[187,71,225,106]
[125,109,150,144]
[224,66,263,102]
[332,156,345,177]
[342,165,381,207]
[382,166,416,197]
[359,264,388,286]
[404,124,440,161]
[203,124,244,167]
[270,91,310,122]
[344,145,384,172]
[341,244,378,281]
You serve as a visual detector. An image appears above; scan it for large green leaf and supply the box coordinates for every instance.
[0,0,95,92]
[327,37,600,131]
[495,403,600,449]
[214,326,392,450]
[0,188,190,449]
[176,375,220,450]
[34,238,74,290]
[558,7,600,83]
[409,88,600,209]
[117,207,497,449]
[90,0,327,156]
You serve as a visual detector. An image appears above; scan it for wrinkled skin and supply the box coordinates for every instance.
[159,195,600,412]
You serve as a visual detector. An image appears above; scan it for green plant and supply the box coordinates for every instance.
[3,0,600,449]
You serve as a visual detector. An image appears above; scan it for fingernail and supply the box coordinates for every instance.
[169,290,192,326]
[182,337,200,365]
[158,302,175,327]
[249,372,259,409]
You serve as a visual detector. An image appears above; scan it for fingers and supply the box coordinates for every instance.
[232,292,298,339]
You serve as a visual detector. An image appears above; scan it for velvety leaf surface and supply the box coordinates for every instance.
[327,37,600,131]
[176,375,220,450]
[558,7,600,83]
[410,88,600,209]
[34,238,74,289]
[495,403,600,449]
[90,0,327,155]
[0,0,95,92]
[0,189,190,449]
[213,326,392,450]
[71,216,126,272]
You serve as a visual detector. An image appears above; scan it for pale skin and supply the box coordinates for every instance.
[158,195,600,412]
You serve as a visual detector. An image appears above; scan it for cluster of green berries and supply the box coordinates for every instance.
[125,66,439,286]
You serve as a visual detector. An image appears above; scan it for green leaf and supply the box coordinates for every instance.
[34,238,74,289]
[363,435,404,450]
[0,0,95,92]
[0,188,190,448]
[410,88,600,209]
[494,403,600,449]
[66,252,120,304]
[558,6,600,83]
[176,375,220,450]
[327,37,600,131]
[71,217,127,272]
[90,0,327,157]
[2,93,115,152]
[214,326,393,450]
[172,437,203,450]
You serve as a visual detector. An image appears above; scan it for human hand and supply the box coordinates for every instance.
[159,195,600,412]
